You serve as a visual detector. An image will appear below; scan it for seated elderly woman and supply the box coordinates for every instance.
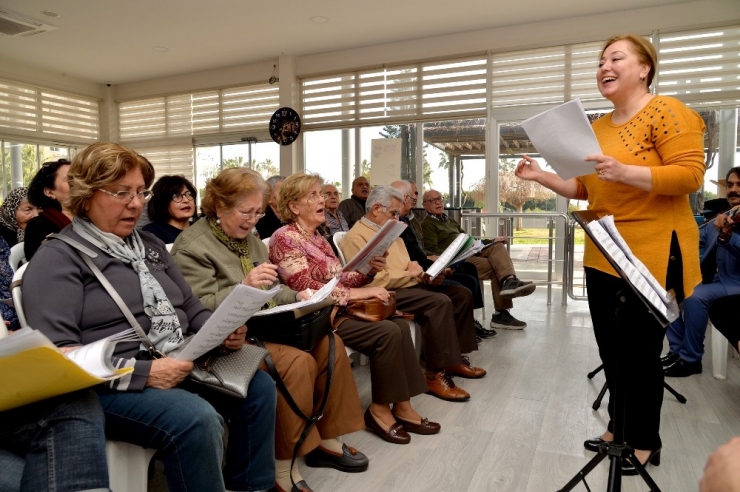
[269,173,441,442]
[23,142,277,492]
[24,159,73,260]
[171,168,367,492]
[0,187,38,248]
[142,174,198,243]
[0,389,109,491]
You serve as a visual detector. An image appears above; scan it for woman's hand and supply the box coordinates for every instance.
[515,155,544,181]
[146,358,194,389]
[242,263,279,288]
[367,254,387,276]
[296,289,313,301]
[222,325,247,351]
[587,154,627,182]
[350,286,390,301]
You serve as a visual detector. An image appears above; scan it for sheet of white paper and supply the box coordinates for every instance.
[175,284,281,361]
[253,278,339,316]
[342,220,407,275]
[586,221,670,319]
[599,215,669,304]
[520,98,602,180]
[426,233,468,278]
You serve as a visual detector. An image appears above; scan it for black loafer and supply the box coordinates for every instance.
[584,436,610,453]
[622,449,661,476]
[660,352,680,367]
[271,480,313,492]
[664,358,702,377]
[304,443,369,473]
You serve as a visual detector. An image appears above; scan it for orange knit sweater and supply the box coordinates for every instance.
[574,95,706,298]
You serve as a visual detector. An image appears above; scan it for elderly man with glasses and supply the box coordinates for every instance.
[340,185,485,403]
[421,189,535,331]
[321,184,349,235]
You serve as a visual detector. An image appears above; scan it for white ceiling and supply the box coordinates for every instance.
[0,0,696,85]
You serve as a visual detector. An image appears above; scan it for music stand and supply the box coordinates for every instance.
[587,364,686,411]
[558,211,679,492]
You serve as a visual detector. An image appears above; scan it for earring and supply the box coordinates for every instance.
[216,217,221,224]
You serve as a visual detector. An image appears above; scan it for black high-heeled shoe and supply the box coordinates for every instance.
[622,448,661,476]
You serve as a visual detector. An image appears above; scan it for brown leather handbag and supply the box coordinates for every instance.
[330,291,413,328]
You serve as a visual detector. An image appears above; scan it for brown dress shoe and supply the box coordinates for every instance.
[444,363,486,379]
[393,415,441,435]
[363,407,410,444]
[425,372,470,402]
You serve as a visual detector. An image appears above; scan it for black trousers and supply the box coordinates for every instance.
[585,268,666,451]
[709,294,740,353]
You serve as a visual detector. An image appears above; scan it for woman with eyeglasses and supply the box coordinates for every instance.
[142,175,198,244]
[172,168,367,492]
[23,143,277,492]
[269,174,440,449]
[23,159,72,260]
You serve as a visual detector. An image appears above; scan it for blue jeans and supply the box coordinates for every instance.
[98,370,276,492]
[666,281,729,363]
[0,389,109,492]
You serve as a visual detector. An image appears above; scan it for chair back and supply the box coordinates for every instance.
[262,237,271,249]
[165,243,173,252]
[333,232,348,265]
[9,242,25,272]
[10,263,29,328]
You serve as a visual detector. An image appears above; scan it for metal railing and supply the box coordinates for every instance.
[459,212,571,306]
[566,219,588,301]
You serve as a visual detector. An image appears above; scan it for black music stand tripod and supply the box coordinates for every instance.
[587,364,686,410]
[558,211,680,492]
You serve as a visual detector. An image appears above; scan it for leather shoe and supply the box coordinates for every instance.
[304,443,369,473]
[583,436,611,453]
[622,449,661,476]
[474,320,497,338]
[444,362,486,379]
[664,358,702,377]
[393,414,441,435]
[425,372,470,401]
[271,480,313,492]
[660,352,680,367]
[363,408,410,444]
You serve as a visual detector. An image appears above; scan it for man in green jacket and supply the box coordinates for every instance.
[421,189,535,330]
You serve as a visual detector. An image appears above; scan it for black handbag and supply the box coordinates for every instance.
[247,298,334,351]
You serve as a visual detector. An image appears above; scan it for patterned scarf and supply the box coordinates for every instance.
[0,187,29,242]
[208,218,276,309]
[72,216,185,354]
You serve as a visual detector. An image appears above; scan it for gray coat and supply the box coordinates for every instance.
[24,226,211,391]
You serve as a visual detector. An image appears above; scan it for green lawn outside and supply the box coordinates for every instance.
[503,228,585,245]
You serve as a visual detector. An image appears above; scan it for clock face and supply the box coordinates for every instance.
[269,107,301,146]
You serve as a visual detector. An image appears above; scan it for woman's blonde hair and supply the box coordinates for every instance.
[201,167,267,218]
[601,34,658,88]
[277,173,324,223]
[66,142,155,217]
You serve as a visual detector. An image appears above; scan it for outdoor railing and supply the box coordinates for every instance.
[459,212,571,306]
[566,219,589,301]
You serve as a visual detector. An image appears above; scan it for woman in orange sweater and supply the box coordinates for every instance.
[516,34,705,474]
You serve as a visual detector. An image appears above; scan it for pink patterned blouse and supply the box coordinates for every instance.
[269,222,369,305]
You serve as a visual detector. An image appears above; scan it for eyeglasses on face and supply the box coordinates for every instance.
[233,209,265,220]
[98,189,154,203]
[305,192,324,204]
[424,197,442,204]
[381,206,401,219]
[172,191,194,203]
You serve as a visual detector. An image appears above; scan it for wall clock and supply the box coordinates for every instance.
[269,107,301,146]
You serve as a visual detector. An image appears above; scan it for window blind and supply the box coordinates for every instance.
[657,26,740,109]
[134,141,194,182]
[0,78,99,143]
[301,55,487,129]
[491,41,608,111]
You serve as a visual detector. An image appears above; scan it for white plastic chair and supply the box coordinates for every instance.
[165,243,173,252]
[10,263,29,328]
[9,242,25,272]
[262,237,271,249]
[333,232,348,265]
[711,320,729,380]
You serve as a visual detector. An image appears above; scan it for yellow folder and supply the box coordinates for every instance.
[0,346,132,412]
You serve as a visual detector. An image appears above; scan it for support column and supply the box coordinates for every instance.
[278,55,301,176]
[717,109,738,183]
